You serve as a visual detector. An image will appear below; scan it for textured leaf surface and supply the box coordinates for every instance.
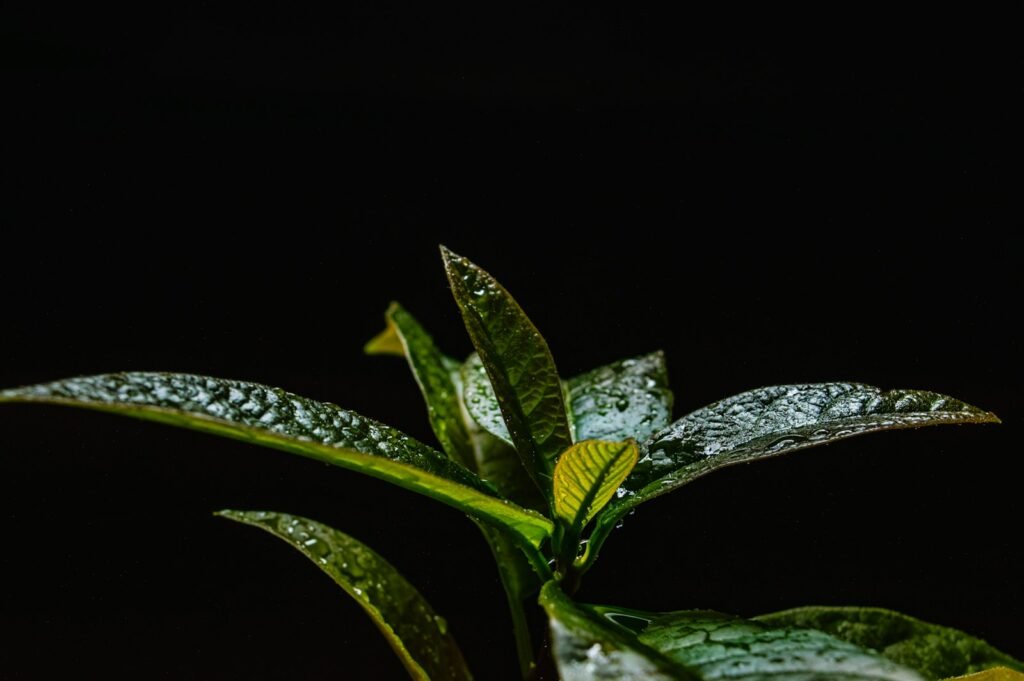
[442,246,572,495]
[639,610,924,681]
[539,582,697,681]
[370,303,474,467]
[218,510,472,681]
[554,439,638,529]
[567,351,673,442]
[461,352,512,444]
[755,607,1023,680]
[0,373,552,547]
[587,384,999,561]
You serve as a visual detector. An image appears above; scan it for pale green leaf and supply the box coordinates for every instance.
[553,439,638,530]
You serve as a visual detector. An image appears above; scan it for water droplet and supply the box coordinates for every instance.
[433,615,448,634]
[615,398,629,412]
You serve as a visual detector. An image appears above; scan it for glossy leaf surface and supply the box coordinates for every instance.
[756,607,1024,680]
[0,373,552,547]
[567,351,673,442]
[553,439,638,530]
[461,352,512,444]
[539,582,697,681]
[589,384,999,560]
[442,246,572,494]
[218,510,472,681]
[639,610,924,681]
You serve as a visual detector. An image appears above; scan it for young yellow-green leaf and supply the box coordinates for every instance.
[567,351,674,443]
[539,582,697,681]
[369,302,474,467]
[217,510,472,681]
[755,606,1024,680]
[554,439,638,530]
[638,610,924,681]
[950,669,1024,681]
[585,384,999,568]
[364,313,407,356]
[441,246,572,497]
[0,373,552,548]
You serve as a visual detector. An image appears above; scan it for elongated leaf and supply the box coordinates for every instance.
[368,302,474,467]
[951,669,1024,681]
[0,373,552,548]
[554,439,638,530]
[755,607,1024,680]
[639,610,924,681]
[365,305,544,677]
[586,384,998,565]
[442,246,572,496]
[539,582,697,681]
[218,510,472,681]
[567,351,674,442]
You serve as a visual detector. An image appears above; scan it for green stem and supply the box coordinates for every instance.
[505,588,537,680]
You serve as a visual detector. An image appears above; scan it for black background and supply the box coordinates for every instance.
[1,7,1019,680]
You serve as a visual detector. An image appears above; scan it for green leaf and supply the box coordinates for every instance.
[461,352,512,445]
[441,246,572,498]
[370,302,474,467]
[217,510,472,681]
[463,350,675,447]
[587,384,998,566]
[364,304,545,678]
[553,439,638,530]
[538,582,697,681]
[949,669,1024,681]
[0,373,552,548]
[755,606,1024,680]
[567,351,673,442]
[638,610,924,681]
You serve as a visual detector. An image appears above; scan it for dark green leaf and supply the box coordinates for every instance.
[587,384,998,566]
[217,510,472,681]
[755,606,1024,680]
[539,582,697,681]
[639,610,924,681]
[0,373,552,548]
[567,351,673,442]
[368,302,474,468]
[442,246,572,498]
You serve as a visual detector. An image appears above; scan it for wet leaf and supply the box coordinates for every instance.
[442,246,572,499]
[639,610,924,681]
[0,373,552,548]
[949,669,1024,681]
[553,439,638,530]
[567,351,673,442]
[539,582,696,681]
[589,384,998,564]
[218,510,472,681]
[755,606,1023,680]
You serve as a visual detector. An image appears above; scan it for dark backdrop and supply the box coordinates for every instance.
[1,7,1018,680]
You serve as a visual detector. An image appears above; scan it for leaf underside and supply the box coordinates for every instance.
[218,510,472,681]
[0,373,552,547]
[755,606,1024,680]
[442,246,573,497]
[951,669,1024,681]
[553,439,638,529]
